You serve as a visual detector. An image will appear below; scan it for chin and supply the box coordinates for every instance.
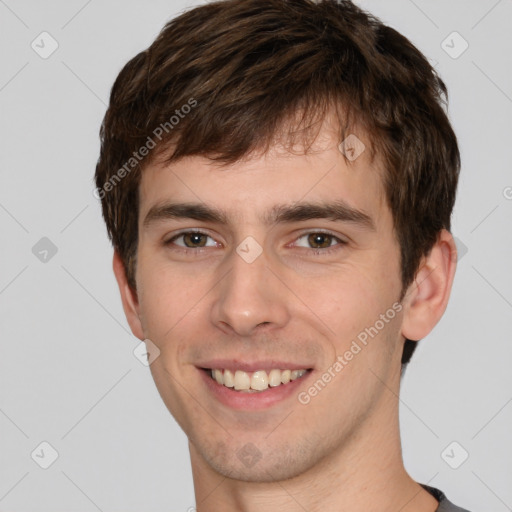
[195,438,318,484]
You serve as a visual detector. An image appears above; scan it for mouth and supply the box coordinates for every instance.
[197,365,313,410]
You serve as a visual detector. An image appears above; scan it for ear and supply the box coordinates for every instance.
[112,251,145,340]
[401,229,458,341]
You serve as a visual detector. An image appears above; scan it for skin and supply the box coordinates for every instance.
[114,116,457,512]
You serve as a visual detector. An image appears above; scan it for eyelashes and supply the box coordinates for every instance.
[164,230,347,256]
[166,231,217,250]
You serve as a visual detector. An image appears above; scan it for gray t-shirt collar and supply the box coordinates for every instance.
[420,483,472,512]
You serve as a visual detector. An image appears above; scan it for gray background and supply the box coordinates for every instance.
[1,0,511,511]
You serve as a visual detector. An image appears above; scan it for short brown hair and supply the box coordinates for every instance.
[95,0,460,366]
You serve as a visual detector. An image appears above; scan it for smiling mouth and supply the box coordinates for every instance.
[202,368,311,392]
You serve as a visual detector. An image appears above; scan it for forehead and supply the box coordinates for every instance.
[138,123,388,228]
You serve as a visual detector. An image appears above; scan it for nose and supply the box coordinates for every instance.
[210,244,290,337]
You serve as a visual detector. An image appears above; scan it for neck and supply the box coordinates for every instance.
[188,382,439,512]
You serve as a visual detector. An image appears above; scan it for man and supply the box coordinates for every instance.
[95,0,471,510]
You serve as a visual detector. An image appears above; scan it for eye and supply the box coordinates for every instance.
[165,231,218,249]
[164,230,346,255]
[293,231,346,253]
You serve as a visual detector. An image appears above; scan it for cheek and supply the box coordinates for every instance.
[312,262,392,323]
[136,257,202,342]
[299,259,402,362]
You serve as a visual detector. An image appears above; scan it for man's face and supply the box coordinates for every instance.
[132,124,405,482]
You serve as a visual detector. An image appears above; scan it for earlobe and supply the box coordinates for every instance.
[401,229,457,341]
[112,251,145,340]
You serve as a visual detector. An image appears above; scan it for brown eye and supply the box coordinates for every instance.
[307,233,334,249]
[166,231,217,249]
[293,231,346,253]
[182,232,208,247]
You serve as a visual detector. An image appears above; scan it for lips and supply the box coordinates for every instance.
[198,365,313,410]
[195,358,314,408]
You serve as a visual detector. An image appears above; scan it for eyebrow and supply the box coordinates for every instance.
[143,199,376,231]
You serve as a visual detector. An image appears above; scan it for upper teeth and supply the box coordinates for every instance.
[211,368,307,392]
